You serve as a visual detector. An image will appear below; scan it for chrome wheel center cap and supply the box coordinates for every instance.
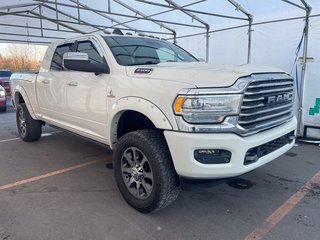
[131,165,143,181]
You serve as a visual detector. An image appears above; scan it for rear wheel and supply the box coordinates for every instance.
[114,129,180,213]
[16,103,42,142]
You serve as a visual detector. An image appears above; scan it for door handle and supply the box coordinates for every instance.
[41,79,50,84]
[67,81,78,87]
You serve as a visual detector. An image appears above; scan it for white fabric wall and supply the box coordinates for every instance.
[302,17,320,138]
[178,15,320,139]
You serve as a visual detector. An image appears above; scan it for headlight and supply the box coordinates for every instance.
[174,94,242,123]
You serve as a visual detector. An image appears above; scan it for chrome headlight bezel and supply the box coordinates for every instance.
[173,94,243,124]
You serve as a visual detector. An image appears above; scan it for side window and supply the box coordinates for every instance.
[50,43,74,71]
[76,41,105,64]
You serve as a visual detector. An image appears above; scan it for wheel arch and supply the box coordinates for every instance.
[13,86,37,119]
[109,97,173,148]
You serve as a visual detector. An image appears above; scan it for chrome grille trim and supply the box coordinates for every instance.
[239,103,292,117]
[238,74,295,132]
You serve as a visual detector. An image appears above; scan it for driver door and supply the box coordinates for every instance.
[63,39,109,141]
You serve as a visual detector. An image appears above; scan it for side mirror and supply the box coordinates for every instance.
[63,52,110,74]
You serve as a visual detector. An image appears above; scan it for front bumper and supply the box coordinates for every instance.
[164,117,297,179]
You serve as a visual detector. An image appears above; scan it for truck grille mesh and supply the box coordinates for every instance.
[238,77,294,132]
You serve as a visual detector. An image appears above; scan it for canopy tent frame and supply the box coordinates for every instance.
[0,0,314,137]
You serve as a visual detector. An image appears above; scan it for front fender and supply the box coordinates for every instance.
[108,97,173,147]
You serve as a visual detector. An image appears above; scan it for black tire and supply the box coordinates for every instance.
[16,103,42,142]
[0,106,6,112]
[114,129,180,213]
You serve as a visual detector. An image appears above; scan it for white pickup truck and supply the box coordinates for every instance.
[11,33,297,212]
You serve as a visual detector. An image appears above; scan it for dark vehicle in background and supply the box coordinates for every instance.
[0,70,12,96]
[0,85,6,112]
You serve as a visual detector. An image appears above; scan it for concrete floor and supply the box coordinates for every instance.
[0,102,319,240]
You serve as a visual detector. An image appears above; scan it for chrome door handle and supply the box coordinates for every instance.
[41,79,50,84]
[67,81,78,87]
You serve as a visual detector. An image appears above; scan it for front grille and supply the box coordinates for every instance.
[244,130,295,165]
[239,76,294,132]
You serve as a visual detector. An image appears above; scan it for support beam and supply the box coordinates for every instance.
[34,1,204,30]
[40,3,111,34]
[55,0,59,30]
[110,0,206,29]
[0,3,38,11]
[163,0,210,61]
[0,10,30,16]
[0,38,51,45]
[9,12,171,36]
[113,0,176,42]
[68,0,140,35]
[227,0,253,63]
[29,12,85,33]
[135,0,248,21]
[0,23,76,33]
[0,31,64,40]
[166,13,320,41]
[297,0,312,136]
[281,0,306,10]
[39,5,44,37]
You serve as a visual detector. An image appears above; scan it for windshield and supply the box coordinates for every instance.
[104,36,197,66]
[0,71,12,78]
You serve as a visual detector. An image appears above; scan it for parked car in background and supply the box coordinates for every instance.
[0,85,6,112]
[0,69,12,96]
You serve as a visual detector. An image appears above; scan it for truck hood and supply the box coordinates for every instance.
[126,62,285,88]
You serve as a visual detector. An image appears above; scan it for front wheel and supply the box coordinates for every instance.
[16,103,42,142]
[114,130,180,213]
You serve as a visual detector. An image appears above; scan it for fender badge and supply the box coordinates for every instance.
[134,68,153,74]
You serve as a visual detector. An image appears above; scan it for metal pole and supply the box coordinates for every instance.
[135,0,248,21]
[42,4,110,34]
[11,12,172,36]
[113,0,176,40]
[39,5,43,37]
[55,0,59,30]
[29,12,86,33]
[77,0,80,23]
[108,0,111,13]
[205,28,210,62]
[226,0,253,64]
[163,0,210,61]
[247,17,253,64]
[109,0,206,29]
[297,1,312,136]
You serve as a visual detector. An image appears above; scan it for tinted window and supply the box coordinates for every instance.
[50,43,74,71]
[156,48,175,62]
[104,36,197,66]
[0,71,12,77]
[76,41,105,64]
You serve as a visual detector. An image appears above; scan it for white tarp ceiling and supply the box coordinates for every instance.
[0,0,319,45]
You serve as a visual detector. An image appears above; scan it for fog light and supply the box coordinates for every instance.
[194,149,231,164]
